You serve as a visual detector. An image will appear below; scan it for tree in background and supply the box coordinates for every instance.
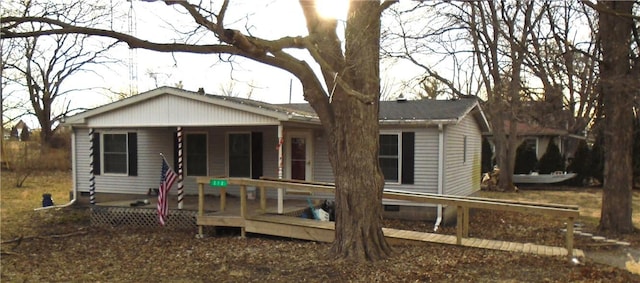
[1,0,399,261]
[481,136,493,174]
[566,139,592,186]
[1,1,117,147]
[633,112,640,187]
[524,1,599,134]
[590,126,605,184]
[385,1,550,191]
[514,142,538,174]
[537,139,564,174]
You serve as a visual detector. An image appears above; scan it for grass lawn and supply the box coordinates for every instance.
[479,187,640,228]
[1,170,639,282]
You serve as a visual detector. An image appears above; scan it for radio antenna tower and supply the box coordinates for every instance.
[128,1,138,96]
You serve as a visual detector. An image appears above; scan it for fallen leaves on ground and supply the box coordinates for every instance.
[1,207,639,282]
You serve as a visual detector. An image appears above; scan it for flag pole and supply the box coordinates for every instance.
[158,152,178,226]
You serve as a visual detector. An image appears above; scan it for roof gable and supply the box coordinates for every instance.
[65,87,292,127]
[65,87,489,131]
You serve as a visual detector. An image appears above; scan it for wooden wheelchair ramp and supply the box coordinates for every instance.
[242,214,584,258]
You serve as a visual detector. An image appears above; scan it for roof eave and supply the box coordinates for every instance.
[379,119,458,126]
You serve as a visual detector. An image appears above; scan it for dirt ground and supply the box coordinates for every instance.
[1,172,639,282]
[0,206,638,282]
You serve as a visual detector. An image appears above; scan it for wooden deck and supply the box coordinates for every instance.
[195,177,582,258]
[198,213,584,258]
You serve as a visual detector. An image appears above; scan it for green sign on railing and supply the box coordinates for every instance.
[210,179,228,187]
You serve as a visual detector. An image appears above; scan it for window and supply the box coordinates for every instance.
[379,134,399,182]
[186,133,207,176]
[378,132,414,184]
[463,135,468,163]
[229,133,251,177]
[103,133,128,174]
[93,132,136,176]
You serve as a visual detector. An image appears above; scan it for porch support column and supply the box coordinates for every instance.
[277,124,284,214]
[89,128,96,205]
[177,127,184,209]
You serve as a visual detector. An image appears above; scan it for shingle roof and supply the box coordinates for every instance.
[503,120,568,136]
[65,86,484,127]
[277,98,479,121]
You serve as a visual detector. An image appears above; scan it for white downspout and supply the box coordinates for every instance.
[35,128,77,211]
[434,123,444,231]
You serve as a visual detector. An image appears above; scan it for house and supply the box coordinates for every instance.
[10,120,31,141]
[64,86,490,222]
[484,120,586,164]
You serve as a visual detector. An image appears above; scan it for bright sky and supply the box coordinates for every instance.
[5,0,424,128]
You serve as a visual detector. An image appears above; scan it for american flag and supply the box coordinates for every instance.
[158,157,178,226]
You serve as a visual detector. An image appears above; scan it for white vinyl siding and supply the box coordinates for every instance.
[75,127,177,195]
[443,115,482,196]
[312,132,334,183]
[383,128,439,194]
[87,94,281,127]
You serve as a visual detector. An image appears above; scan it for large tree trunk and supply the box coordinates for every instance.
[598,0,635,233]
[324,1,392,261]
[488,104,517,192]
[327,96,392,261]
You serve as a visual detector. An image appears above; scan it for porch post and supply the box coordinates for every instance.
[177,127,184,209]
[89,128,96,205]
[277,124,284,214]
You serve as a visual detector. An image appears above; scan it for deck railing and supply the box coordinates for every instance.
[195,177,580,257]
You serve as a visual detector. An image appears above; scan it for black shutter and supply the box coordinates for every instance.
[401,132,415,184]
[92,132,101,175]
[251,132,263,179]
[128,132,138,176]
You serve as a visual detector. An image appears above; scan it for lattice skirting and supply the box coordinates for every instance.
[90,206,197,229]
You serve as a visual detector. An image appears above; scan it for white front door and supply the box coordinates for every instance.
[286,132,312,181]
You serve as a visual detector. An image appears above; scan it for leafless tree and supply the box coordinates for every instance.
[2,0,399,261]
[524,1,599,138]
[1,0,118,146]
[587,0,638,233]
[386,1,545,191]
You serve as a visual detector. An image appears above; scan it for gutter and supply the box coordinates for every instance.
[434,123,444,232]
[34,128,77,211]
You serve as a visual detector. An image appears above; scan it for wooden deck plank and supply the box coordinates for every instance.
[489,240,503,250]
[553,247,564,256]
[198,213,584,259]
[529,244,540,255]
[509,242,524,252]
[477,239,490,249]
[245,219,335,242]
[462,238,481,247]
[545,246,555,256]
[197,215,245,227]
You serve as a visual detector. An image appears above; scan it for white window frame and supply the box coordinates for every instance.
[379,131,402,184]
[101,132,128,176]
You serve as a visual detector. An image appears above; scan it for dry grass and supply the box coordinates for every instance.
[1,171,639,282]
[479,187,640,228]
[1,170,76,239]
